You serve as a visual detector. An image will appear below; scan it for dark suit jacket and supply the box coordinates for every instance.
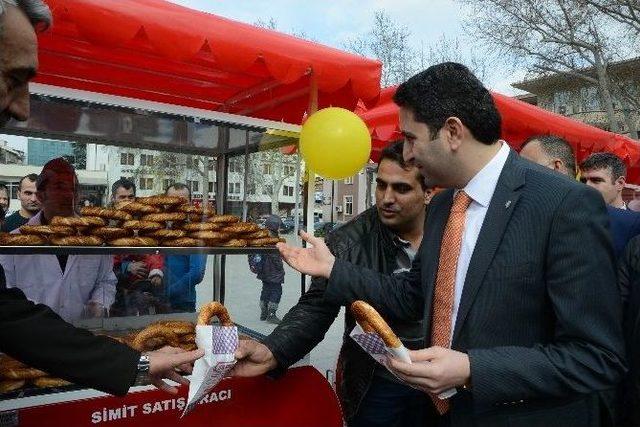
[0,264,140,396]
[324,151,626,427]
[607,206,640,259]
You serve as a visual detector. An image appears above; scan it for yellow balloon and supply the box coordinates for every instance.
[299,107,372,180]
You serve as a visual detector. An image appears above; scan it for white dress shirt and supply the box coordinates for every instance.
[450,142,511,336]
[0,212,117,322]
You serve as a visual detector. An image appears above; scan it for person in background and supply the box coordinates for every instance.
[0,158,117,322]
[518,135,576,177]
[0,0,202,396]
[580,152,629,209]
[0,182,8,229]
[250,215,285,324]
[1,173,40,232]
[111,178,136,203]
[110,178,167,316]
[163,183,207,312]
[520,137,640,259]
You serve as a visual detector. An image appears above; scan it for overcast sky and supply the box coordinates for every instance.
[166,0,526,94]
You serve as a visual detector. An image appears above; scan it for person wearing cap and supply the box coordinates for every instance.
[0,157,117,322]
[250,214,285,324]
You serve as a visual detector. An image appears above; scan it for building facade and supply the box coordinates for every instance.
[512,57,640,139]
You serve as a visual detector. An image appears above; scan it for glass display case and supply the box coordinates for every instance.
[0,92,307,407]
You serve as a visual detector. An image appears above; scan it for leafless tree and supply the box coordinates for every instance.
[581,0,640,35]
[417,34,489,82]
[460,0,638,137]
[343,10,417,86]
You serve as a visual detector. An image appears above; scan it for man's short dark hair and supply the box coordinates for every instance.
[522,135,577,177]
[37,157,76,191]
[166,182,191,200]
[580,152,626,181]
[378,140,427,190]
[393,62,501,145]
[18,173,38,191]
[111,178,136,197]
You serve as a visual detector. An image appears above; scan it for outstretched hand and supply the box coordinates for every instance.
[230,339,277,377]
[276,231,335,278]
[147,346,205,394]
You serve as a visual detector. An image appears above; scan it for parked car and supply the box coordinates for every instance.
[314,221,343,237]
[280,217,303,234]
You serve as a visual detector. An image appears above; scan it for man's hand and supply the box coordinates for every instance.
[388,347,470,395]
[85,301,105,318]
[230,339,277,377]
[147,346,205,394]
[276,231,335,278]
[128,261,149,279]
[150,275,162,287]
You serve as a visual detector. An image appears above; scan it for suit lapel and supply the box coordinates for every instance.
[452,151,525,344]
[422,189,454,337]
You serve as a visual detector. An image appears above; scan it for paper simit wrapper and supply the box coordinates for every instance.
[182,324,238,417]
[350,323,456,400]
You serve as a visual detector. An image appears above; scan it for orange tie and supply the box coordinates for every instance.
[429,191,472,415]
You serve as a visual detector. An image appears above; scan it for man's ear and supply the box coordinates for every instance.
[444,117,464,152]
[615,175,626,191]
[424,189,434,205]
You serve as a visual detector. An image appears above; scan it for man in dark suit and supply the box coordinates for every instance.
[277,63,625,426]
[519,136,640,258]
[0,0,202,396]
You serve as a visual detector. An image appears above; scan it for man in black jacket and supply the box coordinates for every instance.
[233,142,432,426]
[0,0,202,396]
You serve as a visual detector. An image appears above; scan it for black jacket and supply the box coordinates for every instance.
[324,152,625,427]
[617,235,640,426]
[262,207,425,422]
[0,264,140,396]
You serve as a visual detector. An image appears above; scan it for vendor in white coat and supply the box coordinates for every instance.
[0,158,116,322]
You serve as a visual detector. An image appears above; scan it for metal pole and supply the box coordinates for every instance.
[301,74,318,294]
[241,130,250,222]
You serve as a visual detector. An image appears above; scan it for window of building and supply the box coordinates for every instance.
[187,180,199,192]
[263,184,273,195]
[344,176,353,185]
[344,195,353,216]
[120,153,134,165]
[229,158,242,173]
[139,177,153,190]
[208,159,215,171]
[140,153,154,166]
[163,179,174,191]
[282,185,294,197]
[553,91,571,114]
[284,165,295,176]
[7,182,19,199]
[208,181,214,193]
[580,87,601,112]
[263,163,272,175]
[234,182,240,194]
[247,183,256,195]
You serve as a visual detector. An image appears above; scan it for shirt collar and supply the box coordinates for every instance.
[461,141,511,208]
[392,234,412,248]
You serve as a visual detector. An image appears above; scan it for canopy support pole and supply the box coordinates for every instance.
[301,74,318,294]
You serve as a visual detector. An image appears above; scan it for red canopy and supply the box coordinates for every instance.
[36,0,382,124]
[360,87,640,182]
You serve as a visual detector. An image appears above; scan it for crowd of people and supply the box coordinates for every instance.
[0,166,209,321]
[4,1,640,426]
